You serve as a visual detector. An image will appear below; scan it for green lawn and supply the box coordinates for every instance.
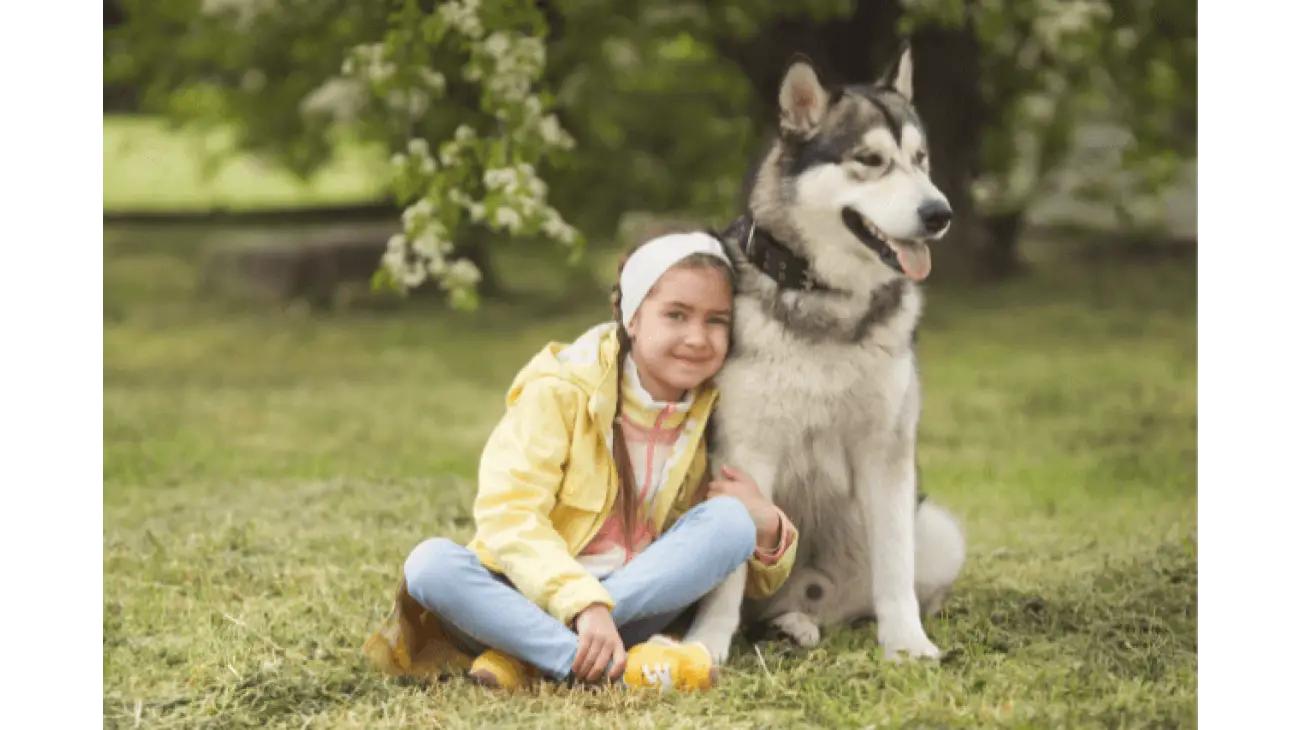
[103,222,1197,728]
[103,116,389,213]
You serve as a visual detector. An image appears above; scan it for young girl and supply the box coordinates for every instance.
[363,226,799,692]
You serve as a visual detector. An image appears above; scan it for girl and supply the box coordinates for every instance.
[363,226,799,692]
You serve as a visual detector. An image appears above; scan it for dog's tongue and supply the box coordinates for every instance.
[888,241,931,281]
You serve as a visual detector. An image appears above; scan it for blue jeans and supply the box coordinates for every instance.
[403,495,757,680]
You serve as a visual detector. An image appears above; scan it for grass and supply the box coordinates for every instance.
[103,220,1197,729]
[103,116,389,213]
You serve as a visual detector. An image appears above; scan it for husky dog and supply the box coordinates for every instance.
[680,46,968,663]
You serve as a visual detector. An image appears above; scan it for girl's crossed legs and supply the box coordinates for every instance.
[403,495,757,680]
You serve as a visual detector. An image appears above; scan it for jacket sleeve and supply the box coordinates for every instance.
[473,378,615,626]
[744,509,799,599]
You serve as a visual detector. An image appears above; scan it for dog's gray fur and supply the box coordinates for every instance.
[680,47,968,663]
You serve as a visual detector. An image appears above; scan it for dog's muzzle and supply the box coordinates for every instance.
[841,208,934,282]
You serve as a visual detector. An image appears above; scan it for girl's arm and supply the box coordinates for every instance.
[746,510,799,598]
[700,464,801,599]
[474,378,615,627]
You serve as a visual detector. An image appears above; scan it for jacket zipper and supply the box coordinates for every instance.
[575,403,676,556]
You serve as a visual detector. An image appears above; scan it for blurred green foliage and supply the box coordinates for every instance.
[106,0,1195,302]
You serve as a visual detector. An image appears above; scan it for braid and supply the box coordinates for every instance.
[610,324,640,535]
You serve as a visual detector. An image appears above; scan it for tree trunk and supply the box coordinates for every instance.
[910,11,1022,282]
[712,3,903,136]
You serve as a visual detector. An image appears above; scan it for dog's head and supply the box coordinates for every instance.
[753,46,951,283]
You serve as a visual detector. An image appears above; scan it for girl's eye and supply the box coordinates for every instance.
[665,311,685,321]
[709,317,731,326]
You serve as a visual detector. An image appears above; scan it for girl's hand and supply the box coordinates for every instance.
[709,465,782,550]
[572,604,626,681]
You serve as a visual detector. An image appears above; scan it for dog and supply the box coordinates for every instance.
[679,45,968,664]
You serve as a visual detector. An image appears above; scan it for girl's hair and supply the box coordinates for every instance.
[608,221,736,534]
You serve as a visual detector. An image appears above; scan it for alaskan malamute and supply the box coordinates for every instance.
[681,45,968,663]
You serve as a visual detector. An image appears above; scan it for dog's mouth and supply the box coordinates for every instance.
[841,209,932,282]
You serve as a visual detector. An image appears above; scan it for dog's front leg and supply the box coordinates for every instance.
[860,442,940,661]
[682,562,747,663]
[683,445,780,664]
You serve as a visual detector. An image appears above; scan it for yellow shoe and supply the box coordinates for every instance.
[622,639,719,693]
[468,649,539,690]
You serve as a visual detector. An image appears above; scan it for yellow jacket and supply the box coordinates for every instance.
[363,322,799,679]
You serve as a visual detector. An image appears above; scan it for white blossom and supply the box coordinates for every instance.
[384,89,428,118]
[418,68,447,94]
[200,0,269,29]
[514,196,541,219]
[402,198,436,231]
[538,114,575,150]
[341,1,581,308]
[446,189,473,208]
[446,259,483,287]
[436,0,484,40]
[400,263,429,288]
[514,36,545,69]
[412,227,447,260]
[382,249,405,274]
[299,77,368,122]
[483,167,515,191]
[484,32,511,59]
[368,59,396,85]
[493,206,522,232]
[382,233,408,274]
[542,212,578,246]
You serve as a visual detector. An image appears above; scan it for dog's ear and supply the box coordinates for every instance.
[879,41,913,102]
[778,54,830,136]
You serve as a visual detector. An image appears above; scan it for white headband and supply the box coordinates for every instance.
[619,232,731,327]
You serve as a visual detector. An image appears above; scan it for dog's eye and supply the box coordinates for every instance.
[915,150,928,166]
[855,153,885,168]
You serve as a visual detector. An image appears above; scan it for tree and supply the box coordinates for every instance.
[109,0,860,305]
[107,0,1195,303]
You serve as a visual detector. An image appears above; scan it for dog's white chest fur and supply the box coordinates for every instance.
[713,292,920,451]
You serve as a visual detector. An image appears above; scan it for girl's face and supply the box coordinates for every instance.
[627,263,733,402]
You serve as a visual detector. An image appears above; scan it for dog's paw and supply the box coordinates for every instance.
[879,625,941,662]
[646,633,681,647]
[682,626,733,664]
[771,612,821,648]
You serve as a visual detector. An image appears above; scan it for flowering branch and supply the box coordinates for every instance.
[341,0,582,310]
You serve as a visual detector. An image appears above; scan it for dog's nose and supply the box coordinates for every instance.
[919,201,952,234]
